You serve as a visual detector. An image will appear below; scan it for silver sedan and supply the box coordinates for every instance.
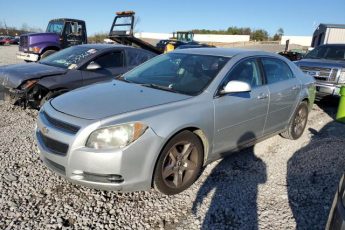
[35,48,316,195]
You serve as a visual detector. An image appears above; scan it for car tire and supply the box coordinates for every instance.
[153,131,204,195]
[281,101,309,140]
[40,50,56,60]
[39,90,67,108]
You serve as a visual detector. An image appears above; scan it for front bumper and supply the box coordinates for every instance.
[16,51,39,62]
[35,105,165,192]
[315,82,341,98]
[326,176,345,230]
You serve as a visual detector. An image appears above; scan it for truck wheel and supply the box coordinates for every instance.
[153,131,203,195]
[41,50,56,59]
[281,101,309,140]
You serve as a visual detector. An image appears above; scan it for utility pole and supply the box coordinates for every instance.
[4,20,8,35]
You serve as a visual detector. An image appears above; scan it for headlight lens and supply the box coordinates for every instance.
[338,69,345,84]
[21,79,38,89]
[86,122,148,149]
[29,46,40,53]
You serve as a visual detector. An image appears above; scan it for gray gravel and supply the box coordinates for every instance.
[0,45,23,66]
[1,46,345,229]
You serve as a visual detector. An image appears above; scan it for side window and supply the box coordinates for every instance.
[262,58,294,84]
[224,58,263,88]
[93,52,124,68]
[127,49,153,66]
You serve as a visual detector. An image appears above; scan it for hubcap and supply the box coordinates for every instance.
[162,141,199,189]
[293,106,307,136]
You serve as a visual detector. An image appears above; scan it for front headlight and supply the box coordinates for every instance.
[21,79,38,90]
[338,69,345,84]
[86,122,148,149]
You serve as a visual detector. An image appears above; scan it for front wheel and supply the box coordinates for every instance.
[281,101,309,140]
[153,131,204,195]
[40,50,57,60]
[39,90,67,108]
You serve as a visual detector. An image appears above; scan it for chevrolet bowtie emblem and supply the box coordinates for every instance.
[41,126,49,135]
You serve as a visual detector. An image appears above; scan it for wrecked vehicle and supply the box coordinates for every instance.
[0,44,156,108]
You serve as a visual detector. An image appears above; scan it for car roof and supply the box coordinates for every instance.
[49,18,85,23]
[73,44,156,55]
[172,47,277,58]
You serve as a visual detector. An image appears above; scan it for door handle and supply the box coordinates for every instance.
[257,93,268,100]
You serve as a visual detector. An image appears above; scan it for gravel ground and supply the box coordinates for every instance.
[0,46,345,229]
[0,45,23,66]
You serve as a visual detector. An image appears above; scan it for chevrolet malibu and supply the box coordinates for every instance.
[35,48,316,195]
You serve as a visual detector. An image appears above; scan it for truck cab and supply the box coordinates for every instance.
[294,44,345,98]
[17,18,87,62]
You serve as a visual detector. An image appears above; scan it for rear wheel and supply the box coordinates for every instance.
[281,101,309,140]
[153,131,203,195]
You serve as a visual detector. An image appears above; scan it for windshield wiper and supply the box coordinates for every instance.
[140,83,179,93]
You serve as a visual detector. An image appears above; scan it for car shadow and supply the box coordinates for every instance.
[287,117,345,228]
[192,132,266,229]
[315,97,339,118]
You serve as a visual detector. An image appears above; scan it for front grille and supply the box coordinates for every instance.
[41,111,80,134]
[300,66,339,82]
[19,36,28,47]
[38,131,69,156]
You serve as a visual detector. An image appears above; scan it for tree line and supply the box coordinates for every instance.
[192,27,284,41]
[0,22,43,36]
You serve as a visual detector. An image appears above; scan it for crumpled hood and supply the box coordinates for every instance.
[295,58,345,69]
[0,63,66,88]
[51,80,191,120]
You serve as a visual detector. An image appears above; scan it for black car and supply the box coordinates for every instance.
[0,44,156,108]
[326,173,345,229]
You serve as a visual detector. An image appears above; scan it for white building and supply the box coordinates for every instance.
[311,24,345,47]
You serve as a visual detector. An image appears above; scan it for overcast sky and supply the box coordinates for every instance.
[1,0,344,36]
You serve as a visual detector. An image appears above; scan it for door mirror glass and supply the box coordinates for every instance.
[86,62,101,70]
[220,80,251,94]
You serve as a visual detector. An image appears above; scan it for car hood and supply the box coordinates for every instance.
[50,80,191,120]
[295,58,345,68]
[0,63,66,88]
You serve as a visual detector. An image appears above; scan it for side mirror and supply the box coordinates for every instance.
[220,80,251,95]
[86,62,101,70]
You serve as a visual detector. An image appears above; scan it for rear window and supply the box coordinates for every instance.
[262,58,294,84]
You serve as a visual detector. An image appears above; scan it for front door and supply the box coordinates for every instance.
[62,21,86,48]
[213,58,269,156]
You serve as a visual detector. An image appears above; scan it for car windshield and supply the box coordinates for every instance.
[304,45,345,61]
[122,53,229,96]
[46,21,64,34]
[40,46,98,69]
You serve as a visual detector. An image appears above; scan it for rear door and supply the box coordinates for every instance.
[261,57,301,135]
[81,51,126,86]
[213,57,269,155]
